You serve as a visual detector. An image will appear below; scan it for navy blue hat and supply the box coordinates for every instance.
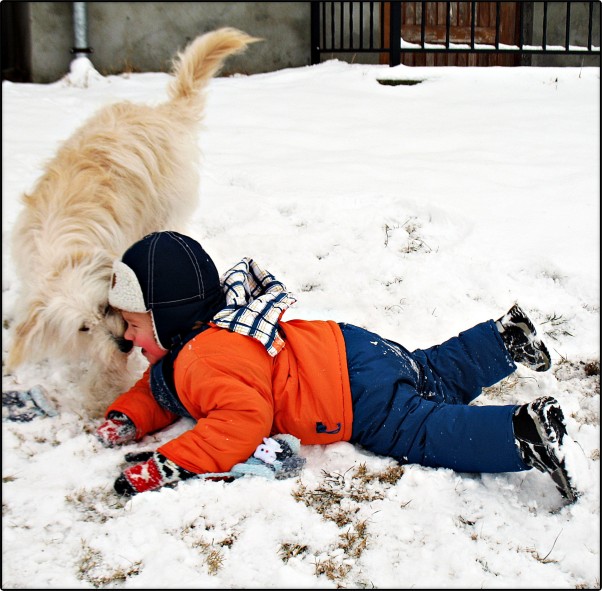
[108,231,225,349]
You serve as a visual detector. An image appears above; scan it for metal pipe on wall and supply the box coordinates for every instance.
[71,2,93,59]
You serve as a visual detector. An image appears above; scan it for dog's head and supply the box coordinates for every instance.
[7,251,133,372]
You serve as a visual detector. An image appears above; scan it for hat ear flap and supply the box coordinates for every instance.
[109,261,147,313]
[149,311,168,352]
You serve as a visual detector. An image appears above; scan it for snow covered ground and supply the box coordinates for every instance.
[2,56,599,588]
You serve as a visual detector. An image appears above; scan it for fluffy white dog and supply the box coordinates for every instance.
[6,28,259,417]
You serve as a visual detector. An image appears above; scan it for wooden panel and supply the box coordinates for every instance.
[401,24,498,44]
[388,1,520,67]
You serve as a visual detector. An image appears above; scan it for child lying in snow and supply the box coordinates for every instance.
[96,231,578,502]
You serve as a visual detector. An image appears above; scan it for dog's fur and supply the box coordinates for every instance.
[6,28,259,417]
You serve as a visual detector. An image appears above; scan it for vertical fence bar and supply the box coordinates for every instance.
[380,1,385,49]
[518,1,524,50]
[370,2,374,49]
[321,2,326,49]
[587,0,593,50]
[338,1,341,48]
[330,2,335,49]
[311,1,320,63]
[495,1,500,49]
[421,0,426,46]
[470,0,476,49]
[343,1,347,49]
[359,1,364,48]
[349,2,353,49]
[565,1,571,51]
[542,1,548,49]
[445,1,451,49]
[389,1,402,65]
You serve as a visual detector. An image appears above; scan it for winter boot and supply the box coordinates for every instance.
[496,304,551,372]
[513,396,578,502]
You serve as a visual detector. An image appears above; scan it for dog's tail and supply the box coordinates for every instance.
[167,28,261,109]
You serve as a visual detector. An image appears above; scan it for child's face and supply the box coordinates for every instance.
[122,311,167,365]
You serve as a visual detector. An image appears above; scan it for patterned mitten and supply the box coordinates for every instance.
[114,451,196,496]
[3,385,58,422]
[96,412,137,447]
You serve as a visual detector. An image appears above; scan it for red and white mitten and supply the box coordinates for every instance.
[96,412,136,447]
[114,451,196,496]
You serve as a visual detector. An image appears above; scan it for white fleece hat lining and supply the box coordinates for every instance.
[109,260,147,313]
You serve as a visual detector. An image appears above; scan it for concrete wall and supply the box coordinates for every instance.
[28,2,311,83]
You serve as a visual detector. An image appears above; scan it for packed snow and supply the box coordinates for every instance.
[2,57,599,589]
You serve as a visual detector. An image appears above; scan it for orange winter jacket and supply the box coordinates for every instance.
[106,319,353,474]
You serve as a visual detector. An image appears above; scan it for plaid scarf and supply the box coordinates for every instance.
[211,258,297,356]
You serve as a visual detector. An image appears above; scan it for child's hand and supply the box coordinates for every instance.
[95,412,136,447]
[114,451,195,496]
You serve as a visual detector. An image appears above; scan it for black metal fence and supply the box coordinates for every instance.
[310,1,601,66]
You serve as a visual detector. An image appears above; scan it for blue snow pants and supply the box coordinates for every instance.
[339,320,530,473]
